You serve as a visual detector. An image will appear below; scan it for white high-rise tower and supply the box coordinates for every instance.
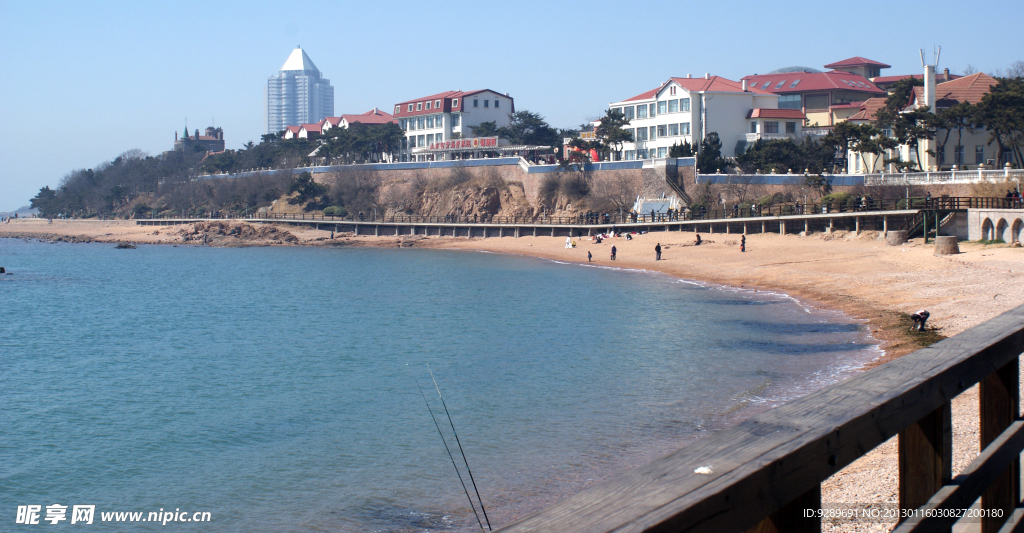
[265,47,334,135]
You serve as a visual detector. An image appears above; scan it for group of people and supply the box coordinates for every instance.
[1006,189,1022,208]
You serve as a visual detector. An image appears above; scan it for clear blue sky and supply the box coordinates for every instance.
[1,0,1021,212]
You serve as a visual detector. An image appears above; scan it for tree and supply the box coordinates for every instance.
[29,186,59,217]
[1008,60,1024,79]
[496,111,561,146]
[696,132,732,173]
[669,140,695,157]
[736,139,802,173]
[287,171,329,210]
[934,102,975,168]
[973,77,1024,168]
[594,109,633,160]
[469,121,501,137]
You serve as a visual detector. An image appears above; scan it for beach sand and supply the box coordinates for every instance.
[5,217,1024,531]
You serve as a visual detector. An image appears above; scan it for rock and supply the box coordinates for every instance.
[886,230,908,246]
[933,236,960,255]
[0,267,5,273]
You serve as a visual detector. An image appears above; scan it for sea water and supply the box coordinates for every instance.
[0,239,879,531]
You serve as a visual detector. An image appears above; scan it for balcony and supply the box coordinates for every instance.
[746,132,794,142]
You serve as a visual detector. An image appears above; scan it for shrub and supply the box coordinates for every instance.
[323,206,348,217]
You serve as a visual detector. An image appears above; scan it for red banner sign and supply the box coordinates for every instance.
[429,137,498,150]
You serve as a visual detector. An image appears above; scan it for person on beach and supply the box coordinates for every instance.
[741,234,746,252]
[611,245,617,261]
[695,234,702,246]
[910,310,930,331]
[587,251,592,262]
[565,236,572,249]
[655,243,662,260]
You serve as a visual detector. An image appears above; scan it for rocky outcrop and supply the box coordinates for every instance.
[179,222,299,246]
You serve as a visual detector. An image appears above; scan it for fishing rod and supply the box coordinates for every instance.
[428,365,492,531]
[416,378,486,533]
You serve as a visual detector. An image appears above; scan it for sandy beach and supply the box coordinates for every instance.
[4,217,1024,531]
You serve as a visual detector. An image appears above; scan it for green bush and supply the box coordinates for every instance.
[323,206,348,217]
[820,192,851,204]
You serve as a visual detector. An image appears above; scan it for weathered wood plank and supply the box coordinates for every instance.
[899,403,952,523]
[995,508,1024,533]
[497,304,1024,533]
[746,485,820,533]
[982,359,1020,533]
[891,420,1024,532]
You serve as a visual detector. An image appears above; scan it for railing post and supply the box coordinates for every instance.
[746,485,821,533]
[981,358,1020,533]
[898,402,952,526]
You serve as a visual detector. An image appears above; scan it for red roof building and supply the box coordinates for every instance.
[392,89,515,162]
[741,69,884,126]
[823,57,891,79]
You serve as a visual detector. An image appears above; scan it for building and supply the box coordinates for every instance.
[871,68,960,91]
[321,108,394,134]
[265,46,334,135]
[392,90,514,161]
[846,71,1001,172]
[174,126,224,152]
[607,74,792,160]
[742,58,886,127]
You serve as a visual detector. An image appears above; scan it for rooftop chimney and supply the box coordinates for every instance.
[943,67,950,80]
[742,80,748,91]
[705,73,710,79]
[924,64,936,112]
[687,73,692,78]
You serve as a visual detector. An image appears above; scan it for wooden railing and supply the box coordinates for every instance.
[497,304,1024,532]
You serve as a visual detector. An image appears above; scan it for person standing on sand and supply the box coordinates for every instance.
[588,251,592,262]
[611,245,616,261]
[565,236,572,249]
[655,243,662,260]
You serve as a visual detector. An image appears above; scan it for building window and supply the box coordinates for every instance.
[407,136,414,148]
[669,99,679,113]
[774,80,787,89]
[649,104,656,117]
[400,119,407,130]
[668,123,679,136]
[417,117,425,129]
[649,126,656,140]
[786,122,796,133]
[637,149,648,159]
[451,114,460,127]
[426,134,434,144]
[624,106,635,120]
[435,99,441,108]
[681,122,690,135]
[764,121,779,133]
[408,104,414,112]
[778,95,801,109]
[452,98,459,107]
[790,79,801,88]
[657,147,668,158]
[474,99,479,107]
[416,102,422,111]
[680,98,690,112]
[636,105,647,119]
[635,128,648,141]
[954,145,965,165]
[612,107,621,115]
[670,86,677,95]
[395,105,400,114]
[805,94,829,110]
[426,116,434,128]
[426,101,432,110]
[437,114,443,127]
[417,135,425,147]
[976,145,985,164]
[625,150,635,160]
[657,125,667,137]
[658,101,667,114]
[751,122,758,133]
[761,81,771,89]
[495,99,499,108]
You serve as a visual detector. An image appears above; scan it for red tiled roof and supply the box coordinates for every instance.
[846,97,888,121]
[746,108,807,119]
[829,102,862,109]
[621,75,773,102]
[872,73,962,84]
[392,89,513,118]
[323,117,342,127]
[342,108,394,125]
[824,56,891,69]
[908,72,998,109]
[299,122,323,134]
[740,71,884,95]
[284,125,301,133]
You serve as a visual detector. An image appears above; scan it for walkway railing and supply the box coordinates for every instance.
[864,168,1024,186]
[496,304,1024,532]
[160,197,1015,226]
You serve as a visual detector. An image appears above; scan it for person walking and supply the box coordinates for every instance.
[587,251,592,262]
[610,245,617,261]
[740,234,746,252]
[655,243,662,260]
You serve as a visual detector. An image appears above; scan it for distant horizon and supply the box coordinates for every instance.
[1,0,1021,211]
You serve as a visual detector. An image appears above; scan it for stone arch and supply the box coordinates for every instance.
[1013,218,1023,244]
[997,218,1010,242]
[982,218,994,240]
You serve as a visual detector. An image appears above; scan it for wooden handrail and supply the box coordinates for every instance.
[497,305,1024,532]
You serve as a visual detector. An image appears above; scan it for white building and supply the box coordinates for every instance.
[266,47,334,135]
[392,90,514,161]
[608,75,798,160]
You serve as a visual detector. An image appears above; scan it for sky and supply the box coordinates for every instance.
[1,0,1022,212]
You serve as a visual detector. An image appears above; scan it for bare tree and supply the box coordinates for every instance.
[963,64,978,75]
[1007,60,1024,79]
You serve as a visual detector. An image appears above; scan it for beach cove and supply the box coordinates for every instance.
[4,218,1024,532]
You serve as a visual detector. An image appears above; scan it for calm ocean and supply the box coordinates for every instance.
[0,239,879,531]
